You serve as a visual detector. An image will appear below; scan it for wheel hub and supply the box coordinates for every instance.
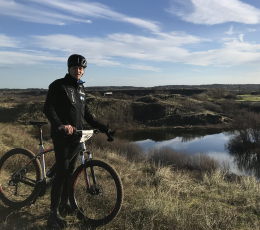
[89,184,103,195]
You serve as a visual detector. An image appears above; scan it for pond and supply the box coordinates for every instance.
[118,129,253,176]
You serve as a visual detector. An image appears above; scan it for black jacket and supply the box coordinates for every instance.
[43,74,103,137]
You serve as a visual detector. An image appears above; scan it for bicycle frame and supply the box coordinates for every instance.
[34,127,95,192]
[9,123,98,207]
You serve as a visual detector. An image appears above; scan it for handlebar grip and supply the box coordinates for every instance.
[106,130,115,142]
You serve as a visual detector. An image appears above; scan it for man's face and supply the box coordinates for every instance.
[69,66,84,81]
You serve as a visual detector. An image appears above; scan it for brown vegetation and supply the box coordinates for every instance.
[1,124,260,229]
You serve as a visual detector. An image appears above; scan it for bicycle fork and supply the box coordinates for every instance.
[80,150,97,193]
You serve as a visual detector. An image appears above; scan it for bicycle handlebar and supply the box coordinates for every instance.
[56,127,115,142]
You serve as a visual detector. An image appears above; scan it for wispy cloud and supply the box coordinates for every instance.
[32,32,207,65]
[129,64,161,72]
[248,28,257,32]
[226,25,235,35]
[167,0,260,25]
[239,34,244,42]
[0,0,91,25]
[0,51,66,65]
[32,33,260,67]
[0,0,159,32]
[183,40,260,66]
[34,0,160,32]
[2,31,260,69]
[0,34,19,47]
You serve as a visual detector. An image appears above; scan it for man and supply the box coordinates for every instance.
[43,54,109,228]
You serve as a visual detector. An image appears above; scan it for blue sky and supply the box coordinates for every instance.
[1,0,260,88]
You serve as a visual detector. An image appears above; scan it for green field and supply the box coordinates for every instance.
[236,94,260,102]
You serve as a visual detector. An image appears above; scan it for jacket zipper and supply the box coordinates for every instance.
[71,89,75,103]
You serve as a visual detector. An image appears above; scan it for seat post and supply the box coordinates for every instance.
[37,125,44,146]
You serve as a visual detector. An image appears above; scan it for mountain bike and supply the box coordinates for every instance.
[0,121,123,228]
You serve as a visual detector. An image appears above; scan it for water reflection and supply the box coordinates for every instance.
[118,129,223,143]
[226,130,260,178]
[120,128,260,175]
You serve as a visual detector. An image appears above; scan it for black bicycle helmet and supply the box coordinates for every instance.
[67,54,87,68]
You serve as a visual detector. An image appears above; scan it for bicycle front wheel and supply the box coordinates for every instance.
[69,160,123,227]
[0,148,42,208]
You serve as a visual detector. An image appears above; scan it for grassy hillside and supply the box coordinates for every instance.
[84,93,231,129]
[0,124,260,229]
[0,90,232,130]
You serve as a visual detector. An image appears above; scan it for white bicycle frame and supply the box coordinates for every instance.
[37,130,94,181]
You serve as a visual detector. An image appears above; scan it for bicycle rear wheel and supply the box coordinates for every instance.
[0,148,42,208]
[69,160,123,227]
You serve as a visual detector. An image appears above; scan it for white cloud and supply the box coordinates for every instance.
[36,0,160,32]
[0,51,66,65]
[239,34,244,42]
[32,32,207,65]
[183,40,260,66]
[167,0,260,25]
[248,28,257,32]
[0,0,91,25]
[0,0,159,32]
[2,31,260,69]
[129,64,161,72]
[0,34,19,47]
[226,25,235,35]
[32,32,260,67]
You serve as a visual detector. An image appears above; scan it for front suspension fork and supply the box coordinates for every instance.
[80,150,97,191]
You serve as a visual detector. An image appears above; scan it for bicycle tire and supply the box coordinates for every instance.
[69,160,123,227]
[0,148,42,208]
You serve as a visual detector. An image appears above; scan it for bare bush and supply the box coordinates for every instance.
[220,99,239,116]
[231,110,260,143]
[148,147,219,172]
[207,88,228,99]
[203,101,223,113]
[192,94,207,101]
[91,91,102,97]
[91,134,146,162]
[180,98,203,112]
[225,93,237,100]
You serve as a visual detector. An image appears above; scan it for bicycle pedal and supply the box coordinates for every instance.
[35,179,46,197]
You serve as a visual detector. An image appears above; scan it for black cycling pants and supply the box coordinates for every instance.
[50,135,80,211]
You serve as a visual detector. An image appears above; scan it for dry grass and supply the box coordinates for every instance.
[1,124,260,229]
[148,147,219,172]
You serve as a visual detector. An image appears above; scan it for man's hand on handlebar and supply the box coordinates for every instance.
[58,125,75,135]
[104,124,115,142]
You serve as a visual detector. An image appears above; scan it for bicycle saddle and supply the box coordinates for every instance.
[29,121,48,126]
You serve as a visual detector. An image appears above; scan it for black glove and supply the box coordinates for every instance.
[98,124,115,142]
[98,124,109,133]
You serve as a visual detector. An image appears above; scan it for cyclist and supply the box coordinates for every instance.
[43,54,109,229]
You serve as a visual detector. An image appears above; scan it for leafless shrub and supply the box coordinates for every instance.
[220,99,239,116]
[207,88,228,98]
[91,91,102,97]
[91,134,146,162]
[192,94,207,101]
[231,110,260,143]
[112,93,138,101]
[180,98,203,112]
[148,147,219,172]
[203,101,223,113]
[225,93,237,100]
